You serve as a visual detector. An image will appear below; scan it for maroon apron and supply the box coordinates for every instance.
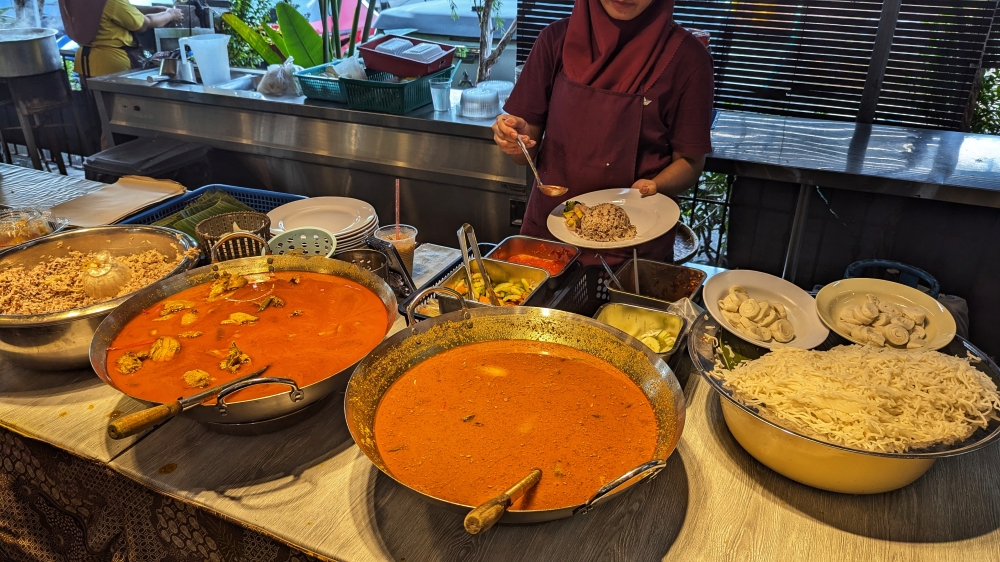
[520,27,686,267]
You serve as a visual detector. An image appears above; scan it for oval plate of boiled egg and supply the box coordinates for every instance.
[814,278,956,352]
[704,269,830,350]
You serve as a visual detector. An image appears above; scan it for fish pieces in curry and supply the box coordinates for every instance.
[160,300,195,316]
[221,312,258,325]
[183,369,212,388]
[218,342,251,373]
[207,272,248,302]
[116,350,149,374]
[149,337,181,362]
[257,295,285,312]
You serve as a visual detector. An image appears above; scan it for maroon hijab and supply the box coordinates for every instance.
[59,0,110,46]
[563,0,677,94]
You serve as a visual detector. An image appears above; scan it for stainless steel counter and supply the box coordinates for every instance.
[705,111,1000,280]
[707,111,1000,209]
[86,69,527,246]
[86,70,1000,252]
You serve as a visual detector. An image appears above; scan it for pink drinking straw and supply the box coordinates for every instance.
[395,179,401,240]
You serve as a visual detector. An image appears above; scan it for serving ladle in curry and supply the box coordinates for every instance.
[516,137,568,197]
[108,365,271,439]
[464,468,542,534]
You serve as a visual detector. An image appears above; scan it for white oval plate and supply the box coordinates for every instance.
[545,189,680,250]
[268,197,376,235]
[815,278,956,351]
[330,222,378,243]
[704,269,830,350]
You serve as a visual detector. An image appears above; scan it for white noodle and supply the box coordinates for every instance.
[712,345,1000,453]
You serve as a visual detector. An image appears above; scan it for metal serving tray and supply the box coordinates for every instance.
[486,235,580,291]
[610,259,707,309]
[593,302,688,361]
[437,258,550,314]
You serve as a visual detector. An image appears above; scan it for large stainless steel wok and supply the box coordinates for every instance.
[345,287,687,524]
[0,226,198,370]
[90,255,397,425]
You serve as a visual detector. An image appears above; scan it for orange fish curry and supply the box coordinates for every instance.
[106,271,389,403]
[374,340,659,511]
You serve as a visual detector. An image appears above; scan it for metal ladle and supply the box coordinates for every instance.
[516,137,568,197]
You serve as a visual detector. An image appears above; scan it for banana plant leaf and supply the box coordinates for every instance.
[221,13,283,66]
[276,3,323,68]
[261,24,287,58]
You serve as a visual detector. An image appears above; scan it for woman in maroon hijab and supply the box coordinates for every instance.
[495,0,713,265]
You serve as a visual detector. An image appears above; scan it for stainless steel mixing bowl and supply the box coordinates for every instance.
[0,226,198,370]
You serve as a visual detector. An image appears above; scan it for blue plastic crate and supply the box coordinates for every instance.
[118,184,306,225]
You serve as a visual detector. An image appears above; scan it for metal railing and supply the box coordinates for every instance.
[676,171,734,267]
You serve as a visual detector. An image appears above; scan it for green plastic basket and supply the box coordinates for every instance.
[294,62,348,103]
[341,66,454,115]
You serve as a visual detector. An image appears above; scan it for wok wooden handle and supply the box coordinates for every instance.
[464,468,541,535]
[108,402,183,440]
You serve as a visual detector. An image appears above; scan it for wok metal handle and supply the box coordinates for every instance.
[215,377,303,415]
[405,286,468,326]
[457,223,500,307]
[574,459,667,515]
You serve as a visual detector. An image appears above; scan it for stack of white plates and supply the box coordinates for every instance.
[267,197,378,252]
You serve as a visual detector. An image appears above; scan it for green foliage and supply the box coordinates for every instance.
[221,12,283,65]
[276,2,323,68]
[261,24,286,56]
[64,58,81,91]
[0,7,15,27]
[678,172,731,266]
[970,69,1000,135]
[224,0,274,68]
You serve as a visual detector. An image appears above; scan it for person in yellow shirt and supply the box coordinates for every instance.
[60,0,185,84]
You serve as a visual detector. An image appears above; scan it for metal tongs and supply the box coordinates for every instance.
[457,223,500,306]
[365,234,417,295]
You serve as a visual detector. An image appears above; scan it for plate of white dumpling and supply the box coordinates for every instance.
[704,269,830,350]
[815,278,956,351]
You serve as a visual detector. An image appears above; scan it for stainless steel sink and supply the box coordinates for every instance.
[213,73,262,91]
[120,68,262,90]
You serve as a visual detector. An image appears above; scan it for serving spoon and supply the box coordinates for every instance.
[108,365,270,439]
[464,468,542,534]
[516,137,568,197]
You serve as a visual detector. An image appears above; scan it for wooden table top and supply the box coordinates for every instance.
[0,363,148,463]
[0,163,106,209]
[107,363,1000,562]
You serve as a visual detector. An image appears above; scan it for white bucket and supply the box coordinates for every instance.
[179,34,231,86]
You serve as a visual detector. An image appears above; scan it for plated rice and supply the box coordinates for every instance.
[563,201,637,242]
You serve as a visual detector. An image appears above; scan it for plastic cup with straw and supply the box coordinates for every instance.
[376,179,418,273]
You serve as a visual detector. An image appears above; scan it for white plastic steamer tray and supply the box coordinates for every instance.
[704,269,830,350]
[268,197,376,235]
[546,188,680,250]
[815,278,956,351]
